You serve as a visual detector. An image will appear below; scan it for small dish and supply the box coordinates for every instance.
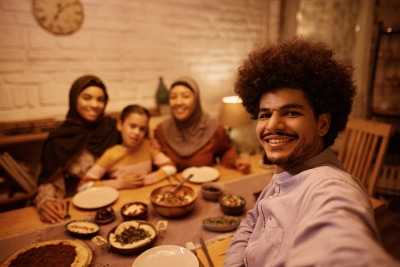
[201,182,224,202]
[65,220,100,239]
[94,207,115,224]
[120,202,148,220]
[219,193,246,216]
[108,220,157,255]
[203,215,240,232]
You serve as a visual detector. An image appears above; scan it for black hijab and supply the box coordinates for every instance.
[39,75,120,183]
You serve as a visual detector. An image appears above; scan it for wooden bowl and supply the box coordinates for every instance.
[150,185,197,218]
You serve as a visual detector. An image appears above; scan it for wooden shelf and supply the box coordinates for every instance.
[0,132,48,146]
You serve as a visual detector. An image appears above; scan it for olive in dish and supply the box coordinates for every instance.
[94,207,115,224]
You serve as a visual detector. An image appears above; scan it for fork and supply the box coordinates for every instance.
[186,241,205,267]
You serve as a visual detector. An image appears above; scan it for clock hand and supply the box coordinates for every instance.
[53,2,78,22]
[53,3,62,21]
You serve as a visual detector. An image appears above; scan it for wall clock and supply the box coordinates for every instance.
[33,0,84,35]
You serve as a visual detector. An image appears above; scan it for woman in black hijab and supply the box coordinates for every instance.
[35,75,120,223]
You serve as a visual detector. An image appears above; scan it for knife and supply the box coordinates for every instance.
[199,237,214,267]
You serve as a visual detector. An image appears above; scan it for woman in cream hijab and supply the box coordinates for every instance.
[154,77,250,173]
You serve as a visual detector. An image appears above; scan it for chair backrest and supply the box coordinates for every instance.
[337,117,392,196]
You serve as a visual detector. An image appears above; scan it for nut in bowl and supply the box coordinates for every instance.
[121,202,148,220]
[219,193,246,216]
[150,184,197,218]
[201,182,224,202]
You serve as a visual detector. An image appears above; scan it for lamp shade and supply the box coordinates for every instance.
[219,96,251,128]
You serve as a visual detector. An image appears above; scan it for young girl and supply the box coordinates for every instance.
[79,104,177,190]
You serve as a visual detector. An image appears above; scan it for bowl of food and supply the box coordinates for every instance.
[121,202,148,220]
[203,215,241,232]
[219,193,246,216]
[201,182,224,202]
[150,185,197,218]
[65,220,100,239]
[108,220,157,255]
[94,207,115,224]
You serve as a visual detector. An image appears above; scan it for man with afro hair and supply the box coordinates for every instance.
[225,37,397,266]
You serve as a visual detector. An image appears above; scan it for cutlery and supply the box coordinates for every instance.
[171,173,193,193]
[199,237,214,267]
[64,200,71,220]
[185,242,205,267]
[163,174,194,199]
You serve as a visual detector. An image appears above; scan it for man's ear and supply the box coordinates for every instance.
[318,113,331,136]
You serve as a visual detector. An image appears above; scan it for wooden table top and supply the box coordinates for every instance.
[0,153,274,239]
[0,153,276,266]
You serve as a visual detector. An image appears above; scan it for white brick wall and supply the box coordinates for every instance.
[0,0,281,122]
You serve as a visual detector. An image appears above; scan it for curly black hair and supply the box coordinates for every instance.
[234,37,357,147]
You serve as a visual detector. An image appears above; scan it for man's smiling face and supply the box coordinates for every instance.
[256,88,330,173]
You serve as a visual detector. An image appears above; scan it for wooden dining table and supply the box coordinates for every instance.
[0,153,275,266]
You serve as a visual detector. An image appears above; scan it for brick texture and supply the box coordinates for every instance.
[0,0,281,121]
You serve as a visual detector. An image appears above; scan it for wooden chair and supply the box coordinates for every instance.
[337,117,393,213]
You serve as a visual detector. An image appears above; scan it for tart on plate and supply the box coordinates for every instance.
[2,239,92,267]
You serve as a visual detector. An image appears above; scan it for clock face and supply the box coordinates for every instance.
[33,0,84,35]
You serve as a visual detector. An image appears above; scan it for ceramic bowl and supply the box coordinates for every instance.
[94,207,115,225]
[150,185,197,218]
[201,182,224,202]
[65,220,100,239]
[219,193,246,216]
[120,202,148,220]
[108,220,157,255]
[203,215,240,232]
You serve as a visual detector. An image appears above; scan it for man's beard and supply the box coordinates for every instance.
[262,138,318,168]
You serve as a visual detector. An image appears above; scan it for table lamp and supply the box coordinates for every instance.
[220,96,255,155]
[219,96,251,128]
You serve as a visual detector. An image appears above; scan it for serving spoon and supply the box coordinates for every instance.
[163,174,193,199]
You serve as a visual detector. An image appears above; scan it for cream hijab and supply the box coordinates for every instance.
[162,77,219,157]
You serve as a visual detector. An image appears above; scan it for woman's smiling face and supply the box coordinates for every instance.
[76,86,106,122]
[256,88,330,172]
[169,85,197,122]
